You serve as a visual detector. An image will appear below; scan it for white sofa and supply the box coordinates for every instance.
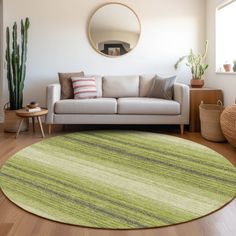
[46,75,189,134]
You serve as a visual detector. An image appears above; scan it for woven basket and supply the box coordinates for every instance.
[199,100,226,142]
[3,103,28,133]
[220,104,236,148]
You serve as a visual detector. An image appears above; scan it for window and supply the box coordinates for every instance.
[216,0,236,72]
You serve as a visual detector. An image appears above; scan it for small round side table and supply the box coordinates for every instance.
[15,109,48,138]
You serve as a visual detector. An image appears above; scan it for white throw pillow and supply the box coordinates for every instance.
[71,77,97,99]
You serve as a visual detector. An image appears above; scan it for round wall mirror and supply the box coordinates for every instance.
[88,3,141,57]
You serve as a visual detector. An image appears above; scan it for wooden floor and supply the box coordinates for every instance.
[0,124,236,236]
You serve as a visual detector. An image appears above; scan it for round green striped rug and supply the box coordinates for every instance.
[0,131,236,229]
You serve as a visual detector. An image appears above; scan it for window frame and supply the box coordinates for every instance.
[215,0,236,74]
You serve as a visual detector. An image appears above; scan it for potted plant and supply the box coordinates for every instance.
[233,60,236,72]
[4,18,30,133]
[174,41,209,88]
[223,61,232,72]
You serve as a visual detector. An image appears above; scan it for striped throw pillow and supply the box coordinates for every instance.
[71,77,97,99]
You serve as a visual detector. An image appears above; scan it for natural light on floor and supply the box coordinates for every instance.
[216,0,236,72]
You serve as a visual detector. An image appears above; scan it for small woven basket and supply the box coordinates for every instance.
[199,100,226,142]
[220,103,236,147]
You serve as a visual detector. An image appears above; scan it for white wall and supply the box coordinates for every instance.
[0,0,206,121]
[206,0,236,106]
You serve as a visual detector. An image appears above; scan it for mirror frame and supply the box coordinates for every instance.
[88,2,141,58]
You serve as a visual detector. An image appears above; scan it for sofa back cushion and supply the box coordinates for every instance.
[58,71,84,99]
[139,75,156,97]
[102,76,139,98]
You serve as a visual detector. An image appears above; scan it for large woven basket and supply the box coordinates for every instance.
[220,103,236,148]
[199,101,225,142]
[3,103,28,133]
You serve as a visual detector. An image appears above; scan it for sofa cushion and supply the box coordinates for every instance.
[72,77,97,99]
[118,97,180,115]
[103,76,139,98]
[55,98,117,114]
[139,75,156,97]
[58,71,84,99]
[148,75,176,100]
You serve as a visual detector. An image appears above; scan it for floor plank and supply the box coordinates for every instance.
[0,124,236,236]
[0,223,14,236]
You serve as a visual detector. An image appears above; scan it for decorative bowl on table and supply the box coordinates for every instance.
[27,101,39,109]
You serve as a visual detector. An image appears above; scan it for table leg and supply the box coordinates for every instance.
[180,124,184,135]
[48,124,52,135]
[37,116,45,138]
[15,118,25,138]
[32,117,35,133]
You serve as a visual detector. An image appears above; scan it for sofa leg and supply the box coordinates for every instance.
[180,124,184,135]
[48,124,52,135]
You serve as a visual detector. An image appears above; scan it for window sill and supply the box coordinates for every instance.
[216,72,236,75]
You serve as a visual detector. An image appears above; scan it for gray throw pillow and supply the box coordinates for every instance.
[148,75,176,100]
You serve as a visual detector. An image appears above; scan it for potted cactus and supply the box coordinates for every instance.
[174,41,209,88]
[4,18,30,132]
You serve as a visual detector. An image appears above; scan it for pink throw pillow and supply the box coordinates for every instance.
[72,77,97,99]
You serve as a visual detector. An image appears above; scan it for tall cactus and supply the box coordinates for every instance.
[5,18,30,110]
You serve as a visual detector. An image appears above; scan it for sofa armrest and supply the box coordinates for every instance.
[174,83,190,124]
[46,83,61,124]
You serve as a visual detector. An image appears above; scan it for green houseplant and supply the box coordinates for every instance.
[233,60,236,72]
[4,18,30,132]
[174,41,209,88]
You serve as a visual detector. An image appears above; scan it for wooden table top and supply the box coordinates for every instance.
[190,87,222,91]
[16,108,48,117]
